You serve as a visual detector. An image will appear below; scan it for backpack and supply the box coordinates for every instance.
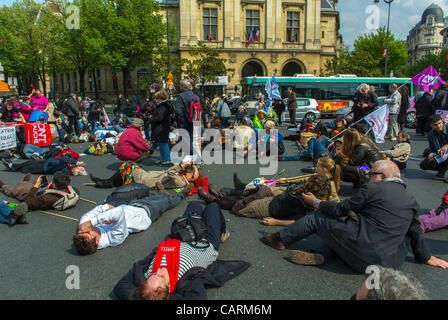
[61,99,70,115]
[187,99,202,123]
[169,213,210,248]
[42,186,79,211]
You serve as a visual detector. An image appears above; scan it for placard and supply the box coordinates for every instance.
[0,126,17,150]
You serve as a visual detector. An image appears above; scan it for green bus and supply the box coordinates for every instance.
[240,75,414,116]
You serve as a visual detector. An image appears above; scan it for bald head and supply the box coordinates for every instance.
[372,160,401,180]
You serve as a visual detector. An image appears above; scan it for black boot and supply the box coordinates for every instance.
[233,173,246,190]
[216,199,236,210]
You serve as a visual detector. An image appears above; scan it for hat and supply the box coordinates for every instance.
[53,172,71,190]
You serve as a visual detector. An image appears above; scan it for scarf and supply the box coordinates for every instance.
[151,239,181,294]
[118,160,140,185]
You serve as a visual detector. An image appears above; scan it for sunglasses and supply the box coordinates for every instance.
[367,171,383,176]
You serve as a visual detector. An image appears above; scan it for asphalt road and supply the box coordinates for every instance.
[0,124,447,300]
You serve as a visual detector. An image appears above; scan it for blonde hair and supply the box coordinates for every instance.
[317,157,341,192]
[154,90,168,101]
[264,120,275,129]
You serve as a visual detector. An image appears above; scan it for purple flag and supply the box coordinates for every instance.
[411,65,446,92]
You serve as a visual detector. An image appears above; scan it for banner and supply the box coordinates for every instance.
[411,65,446,92]
[363,105,389,144]
[0,126,17,150]
[435,109,448,123]
[25,123,52,147]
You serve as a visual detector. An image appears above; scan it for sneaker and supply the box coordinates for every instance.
[289,250,325,266]
[154,159,163,164]
[220,230,230,243]
[161,160,173,165]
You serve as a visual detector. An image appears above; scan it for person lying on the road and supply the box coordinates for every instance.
[72,184,194,255]
[2,156,87,176]
[419,115,448,181]
[261,160,448,272]
[380,131,411,170]
[352,266,427,300]
[89,160,200,190]
[0,172,79,211]
[198,157,341,220]
[198,173,332,228]
[113,201,250,300]
[0,201,28,226]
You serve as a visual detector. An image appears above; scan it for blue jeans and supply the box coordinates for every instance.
[158,142,171,161]
[0,201,13,224]
[283,138,329,162]
[181,201,226,252]
[23,144,47,158]
[129,192,183,222]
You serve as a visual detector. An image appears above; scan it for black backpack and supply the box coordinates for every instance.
[169,213,209,248]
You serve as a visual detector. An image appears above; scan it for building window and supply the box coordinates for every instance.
[60,74,64,92]
[427,17,433,25]
[97,69,101,91]
[322,31,325,39]
[246,10,260,41]
[203,8,218,41]
[287,11,300,42]
[88,71,93,91]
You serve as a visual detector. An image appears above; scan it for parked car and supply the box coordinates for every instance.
[281,97,321,123]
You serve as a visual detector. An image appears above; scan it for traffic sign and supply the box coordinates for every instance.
[167,72,173,80]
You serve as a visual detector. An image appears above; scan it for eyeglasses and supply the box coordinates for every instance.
[367,171,383,176]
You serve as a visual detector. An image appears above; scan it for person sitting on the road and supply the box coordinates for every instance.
[380,131,411,170]
[232,114,255,151]
[261,160,448,272]
[0,172,80,211]
[352,266,427,300]
[72,187,191,255]
[279,128,332,167]
[419,189,448,233]
[419,115,448,180]
[115,118,150,163]
[113,201,250,300]
[2,156,87,176]
[329,118,347,138]
[246,120,284,157]
[89,160,199,190]
[334,128,382,188]
[0,201,29,226]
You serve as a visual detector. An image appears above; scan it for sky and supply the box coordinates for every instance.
[339,0,448,48]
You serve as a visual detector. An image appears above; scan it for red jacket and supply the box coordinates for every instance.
[54,149,79,160]
[116,125,150,161]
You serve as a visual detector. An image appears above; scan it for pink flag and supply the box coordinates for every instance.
[411,65,446,92]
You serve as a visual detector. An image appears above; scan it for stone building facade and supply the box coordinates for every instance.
[406,3,447,65]
[52,0,341,102]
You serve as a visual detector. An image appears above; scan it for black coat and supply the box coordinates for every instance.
[346,138,382,168]
[64,96,80,117]
[352,91,378,121]
[415,92,434,118]
[316,180,431,273]
[113,244,250,300]
[150,101,171,143]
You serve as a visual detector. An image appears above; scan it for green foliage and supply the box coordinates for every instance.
[325,27,408,77]
[182,42,234,85]
[406,48,448,80]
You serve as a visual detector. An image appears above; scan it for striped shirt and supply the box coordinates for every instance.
[144,240,218,280]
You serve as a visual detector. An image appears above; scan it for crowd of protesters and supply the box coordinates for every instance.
[0,78,448,302]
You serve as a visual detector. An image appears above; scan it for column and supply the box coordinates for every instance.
[275,0,282,45]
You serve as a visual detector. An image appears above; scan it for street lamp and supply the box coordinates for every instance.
[375,0,394,77]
